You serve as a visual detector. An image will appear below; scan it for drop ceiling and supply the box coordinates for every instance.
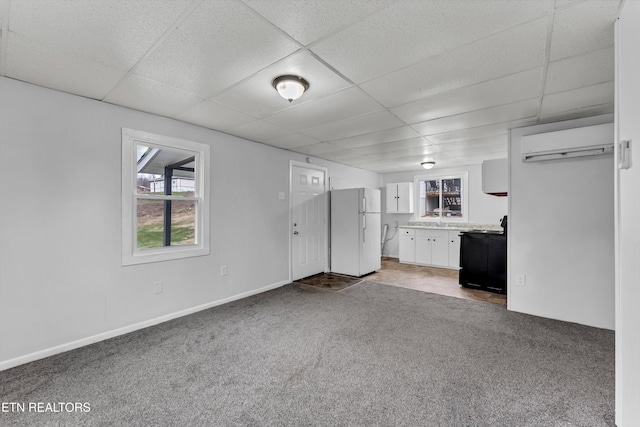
[0,0,620,173]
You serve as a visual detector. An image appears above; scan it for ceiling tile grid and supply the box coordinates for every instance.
[0,0,623,173]
[358,17,549,108]
[132,0,301,98]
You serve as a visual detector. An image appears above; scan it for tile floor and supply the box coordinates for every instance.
[295,257,507,307]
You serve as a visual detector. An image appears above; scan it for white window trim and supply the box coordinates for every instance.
[413,172,469,223]
[121,128,210,266]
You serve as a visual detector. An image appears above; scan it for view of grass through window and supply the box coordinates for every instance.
[136,144,197,250]
[136,198,196,249]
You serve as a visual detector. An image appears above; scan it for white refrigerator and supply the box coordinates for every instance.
[330,188,381,277]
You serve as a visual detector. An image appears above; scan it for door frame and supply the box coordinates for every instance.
[289,160,329,282]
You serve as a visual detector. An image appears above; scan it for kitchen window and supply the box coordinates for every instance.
[121,128,210,265]
[414,172,468,222]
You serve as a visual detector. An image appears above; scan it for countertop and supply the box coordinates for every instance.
[399,222,503,232]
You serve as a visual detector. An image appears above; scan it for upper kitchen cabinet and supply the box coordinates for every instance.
[386,182,414,214]
[482,158,508,196]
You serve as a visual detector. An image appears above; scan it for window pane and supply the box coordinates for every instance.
[136,144,196,196]
[136,199,196,248]
[422,179,440,218]
[137,199,165,249]
[171,200,196,246]
[442,178,462,218]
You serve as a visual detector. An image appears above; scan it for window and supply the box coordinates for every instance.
[122,128,210,265]
[414,172,468,222]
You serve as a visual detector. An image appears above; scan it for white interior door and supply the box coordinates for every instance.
[291,164,327,281]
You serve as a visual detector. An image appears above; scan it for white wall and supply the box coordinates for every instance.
[381,165,508,257]
[0,77,380,369]
[615,2,640,424]
[508,115,614,330]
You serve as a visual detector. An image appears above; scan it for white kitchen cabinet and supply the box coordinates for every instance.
[399,229,416,263]
[399,228,449,268]
[448,231,461,268]
[386,182,414,213]
[482,158,508,196]
[399,228,462,269]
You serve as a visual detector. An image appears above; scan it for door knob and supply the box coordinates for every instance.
[293,231,299,235]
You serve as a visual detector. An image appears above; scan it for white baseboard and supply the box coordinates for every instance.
[0,280,290,372]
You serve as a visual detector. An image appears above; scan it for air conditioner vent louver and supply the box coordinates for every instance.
[521,123,614,162]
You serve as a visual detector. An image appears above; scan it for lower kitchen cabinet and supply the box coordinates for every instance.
[399,228,460,269]
[459,232,506,294]
[399,230,416,263]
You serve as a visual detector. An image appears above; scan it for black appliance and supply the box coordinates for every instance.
[459,231,506,294]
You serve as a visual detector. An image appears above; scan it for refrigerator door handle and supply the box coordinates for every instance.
[362,214,366,242]
[362,197,367,213]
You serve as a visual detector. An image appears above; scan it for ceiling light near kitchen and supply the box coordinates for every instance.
[421,161,436,169]
[272,75,310,102]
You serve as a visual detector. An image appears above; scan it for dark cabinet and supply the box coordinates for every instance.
[459,232,506,294]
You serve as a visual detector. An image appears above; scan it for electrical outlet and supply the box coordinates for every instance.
[221,265,228,276]
[515,274,526,286]
[153,281,163,294]
[278,192,285,200]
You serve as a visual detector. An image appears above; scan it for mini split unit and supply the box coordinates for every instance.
[521,123,614,162]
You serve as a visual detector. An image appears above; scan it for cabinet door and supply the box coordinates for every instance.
[430,236,449,267]
[385,184,398,213]
[399,235,415,263]
[448,237,461,268]
[459,234,486,289]
[415,235,432,264]
[396,182,414,213]
[486,236,507,293]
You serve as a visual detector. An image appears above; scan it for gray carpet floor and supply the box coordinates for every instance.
[0,281,614,426]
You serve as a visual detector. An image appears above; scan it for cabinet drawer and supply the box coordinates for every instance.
[400,228,415,237]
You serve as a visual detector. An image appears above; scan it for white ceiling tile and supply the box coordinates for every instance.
[411,99,540,136]
[362,145,446,162]
[544,47,613,94]
[539,103,614,123]
[8,0,193,70]
[266,134,322,150]
[294,142,344,156]
[241,0,395,45]
[175,100,257,131]
[391,68,542,124]
[361,18,548,107]
[226,119,293,142]
[312,0,548,82]
[134,0,300,97]
[320,149,366,162]
[436,142,508,159]
[434,135,509,151]
[265,87,383,132]
[426,119,537,144]
[540,81,614,117]
[104,74,204,117]
[349,137,433,155]
[6,33,126,100]
[301,110,404,141]
[549,0,619,61]
[212,51,351,118]
[330,126,421,149]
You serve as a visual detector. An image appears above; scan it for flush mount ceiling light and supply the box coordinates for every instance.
[272,75,310,103]
[421,161,436,169]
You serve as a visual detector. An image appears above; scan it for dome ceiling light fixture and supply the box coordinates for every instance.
[421,161,436,169]
[272,75,310,103]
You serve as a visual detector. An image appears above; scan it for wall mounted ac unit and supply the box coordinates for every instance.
[521,122,614,162]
